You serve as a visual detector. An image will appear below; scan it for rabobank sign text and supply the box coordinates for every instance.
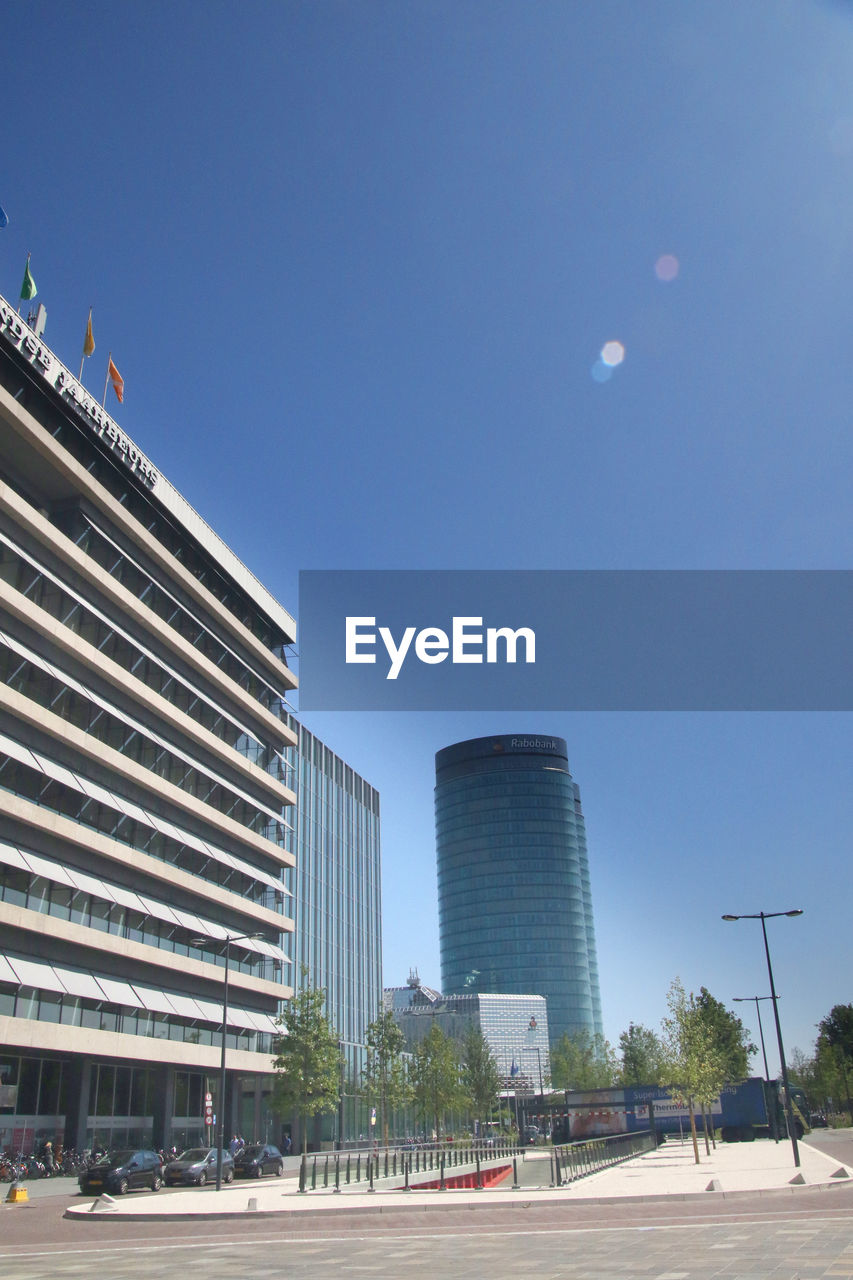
[298,569,853,711]
[345,616,535,680]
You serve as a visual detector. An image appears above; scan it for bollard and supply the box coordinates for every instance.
[298,1152,307,1193]
[475,1150,482,1189]
[246,1197,258,1212]
[404,1155,411,1191]
[346,1153,351,1185]
[311,1156,317,1191]
[512,1156,520,1190]
[5,1181,28,1204]
[323,1155,329,1188]
[368,1153,375,1193]
[439,1153,446,1190]
[356,1153,361,1182]
[334,1154,341,1193]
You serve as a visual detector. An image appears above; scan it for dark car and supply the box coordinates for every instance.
[79,1148,162,1195]
[232,1143,284,1177]
[163,1147,234,1186]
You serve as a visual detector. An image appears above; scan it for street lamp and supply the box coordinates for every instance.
[722,909,803,1167]
[733,995,776,1141]
[190,931,267,1190]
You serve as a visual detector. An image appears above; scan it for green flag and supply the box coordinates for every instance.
[20,256,36,302]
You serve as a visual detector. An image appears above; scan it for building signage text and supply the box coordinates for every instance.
[0,294,158,489]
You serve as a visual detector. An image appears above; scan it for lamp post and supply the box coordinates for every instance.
[190,931,266,1190]
[722,910,803,1167]
[733,995,777,1142]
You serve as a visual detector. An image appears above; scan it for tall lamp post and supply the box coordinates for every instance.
[733,995,777,1141]
[722,910,803,1167]
[191,931,266,1190]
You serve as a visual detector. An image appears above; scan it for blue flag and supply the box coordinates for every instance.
[510,1060,519,1077]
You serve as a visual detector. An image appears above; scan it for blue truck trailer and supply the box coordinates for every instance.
[529,1078,809,1143]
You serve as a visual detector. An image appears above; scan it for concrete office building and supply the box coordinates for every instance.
[387,973,551,1095]
[0,292,298,1153]
[435,735,603,1047]
[284,715,382,1142]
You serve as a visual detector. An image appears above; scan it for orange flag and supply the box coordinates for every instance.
[108,357,124,404]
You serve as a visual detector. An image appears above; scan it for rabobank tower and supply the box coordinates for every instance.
[435,735,603,1046]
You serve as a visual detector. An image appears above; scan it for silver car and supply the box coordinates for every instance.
[163,1147,234,1186]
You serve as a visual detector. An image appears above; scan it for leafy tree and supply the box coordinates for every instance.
[817,1005,853,1119]
[461,1027,502,1133]
[817,1004,853,1062]
[617,1023,667,1085]
[694,988,756,1080]
[662,978,727,1164]
[363,1009,411,1147]
[271,983,342,1153]
[550,1029,616,1091]
[410,1022,465,1140]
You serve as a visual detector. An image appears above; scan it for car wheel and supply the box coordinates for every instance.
[255,1164,263,1177]
[151,1174,162,1192]
[275,1163,283,1176]
[224,1169,234,1183]
[197,1170,206,1186]
[117,1178,129,1195]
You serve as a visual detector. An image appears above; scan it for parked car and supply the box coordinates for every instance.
[232,1143,284,1177]
[163,1147,234,1186]
[79,1149,162,1195]
[810,1112,829,1128]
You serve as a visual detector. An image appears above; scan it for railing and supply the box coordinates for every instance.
[297,1139,522,1192]
[550,1129,657,1186]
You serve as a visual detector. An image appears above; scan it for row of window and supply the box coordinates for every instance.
[1,645,284,839]
[70,514,286,712]
[0,867,281,981]
[39,411,289,654]
[1,983,274,1053]
[0,756,285,908]
[0,533,283,769]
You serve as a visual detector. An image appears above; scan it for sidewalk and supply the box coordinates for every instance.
[63,1136,853,1221]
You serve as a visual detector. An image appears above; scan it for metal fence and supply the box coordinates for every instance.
[550,1129,657,1186]
[297,1139,522,1192]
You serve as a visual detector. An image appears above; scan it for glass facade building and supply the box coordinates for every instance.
[284,716,382,1144]
[435,734,603,1046]
[0,292,297,1153]
[387,976,551,1095]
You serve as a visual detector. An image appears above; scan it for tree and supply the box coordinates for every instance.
[363,1009,411,1147]
[461,1027,502,1134]
[694,988,756,1080]
[662,978,728,1164]
[817,1005,853,1119]
[550,1029,616,1091]
[271,983,342,1153]
[410,1022,465,1140]
[617,1023,667,1085]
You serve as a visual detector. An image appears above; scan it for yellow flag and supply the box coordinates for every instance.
[83,308,95,359]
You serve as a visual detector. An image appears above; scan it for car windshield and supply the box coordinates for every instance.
[176,1149,210,1162]
[241,1146,263,1157]
[92,1149,135,1167]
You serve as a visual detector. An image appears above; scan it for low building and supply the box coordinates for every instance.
[386,972,551,1095]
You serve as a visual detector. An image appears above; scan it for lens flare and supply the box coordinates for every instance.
[600,341,625,367]
[655,254,679,281]
[590,360,613,383]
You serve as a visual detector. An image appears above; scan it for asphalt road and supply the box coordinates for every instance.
[3,1137,853,1279]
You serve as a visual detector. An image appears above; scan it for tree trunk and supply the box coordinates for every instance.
[688,1097,700,1164]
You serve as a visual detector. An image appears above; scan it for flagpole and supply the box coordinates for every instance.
[79,307,93,380]
[102,351,111,407]
[17,252,30,315]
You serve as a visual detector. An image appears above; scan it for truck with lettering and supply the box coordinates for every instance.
[530,1078,809,1144]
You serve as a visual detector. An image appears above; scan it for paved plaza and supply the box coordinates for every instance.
[3,1135,853,1279]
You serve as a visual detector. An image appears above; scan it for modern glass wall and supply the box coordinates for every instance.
[435,735,603,1046]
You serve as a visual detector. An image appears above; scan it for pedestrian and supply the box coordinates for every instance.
[43,1140,55,1176]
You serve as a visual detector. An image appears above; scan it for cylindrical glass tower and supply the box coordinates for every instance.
[435,734,603,1046]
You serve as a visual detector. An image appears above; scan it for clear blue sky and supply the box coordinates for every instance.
[3,0,852,1071]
